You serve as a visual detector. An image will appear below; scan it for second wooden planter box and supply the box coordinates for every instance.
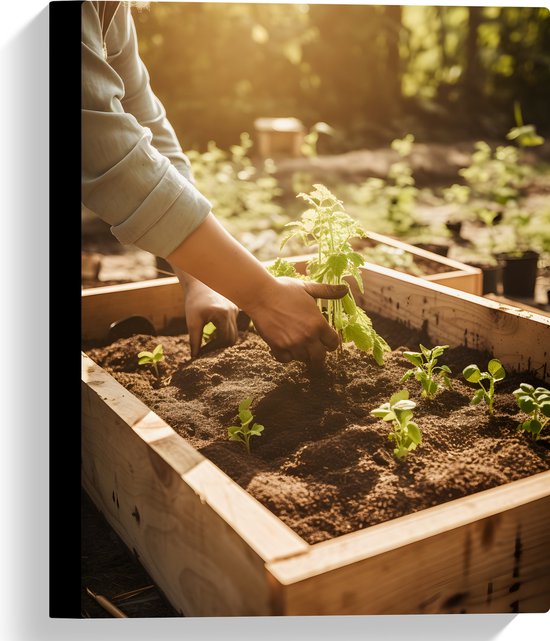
[81,262,550,616]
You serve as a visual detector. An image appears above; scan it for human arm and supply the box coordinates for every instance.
[167,214,348,366]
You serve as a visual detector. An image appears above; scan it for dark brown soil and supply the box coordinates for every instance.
[86,314,550,545]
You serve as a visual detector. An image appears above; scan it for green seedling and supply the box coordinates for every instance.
[506,102,545,148]
[279,184,390,365]
[371,390,422,459]
[202,321,217,347]
[463,359,506,414]
[400,344,452,398]
[513,384,550,440]
[227,398,264,454]
[137,343,164,378]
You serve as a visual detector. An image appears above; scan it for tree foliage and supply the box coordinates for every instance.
[133,4,550,150]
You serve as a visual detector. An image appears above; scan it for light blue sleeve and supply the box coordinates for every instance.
[81,2,210,257]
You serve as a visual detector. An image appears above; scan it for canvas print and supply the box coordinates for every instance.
[80,1,550,617]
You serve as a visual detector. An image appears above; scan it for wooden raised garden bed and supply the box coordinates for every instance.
[81,263,550,616]
[358,230,482,295]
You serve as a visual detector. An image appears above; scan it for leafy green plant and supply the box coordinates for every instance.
[279,184,390,364]
[506,102,545,148]
[513,384,550,440]
[227,398,264,454]
[463,359,506,414]
[370,390,422,459]
[400,344,452,398]
[267,257,303,279]
[137,344,164,378]
[185,133,287,257]
[344,135,420,236]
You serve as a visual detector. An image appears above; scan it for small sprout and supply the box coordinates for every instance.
[137,343,164,378]
[227,398,264,454]
[371,390,422,460]
[202,321,217,347]
[463,359,506,415]
[513,384,550,440]
[400,344,452,398]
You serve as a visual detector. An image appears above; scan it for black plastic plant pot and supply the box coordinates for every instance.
[497,250,539,298]
[466,262,502,295]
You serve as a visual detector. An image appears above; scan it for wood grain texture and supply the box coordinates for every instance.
[351,263,550,382]
[81,277,183,341]
[82,353,307,616]
[267,472,550,614]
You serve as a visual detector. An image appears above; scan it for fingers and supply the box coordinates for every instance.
[190,309,239,358]
[188,319,203,358]
[319,324,341,351]
[270,347,293,363]
[303,282,349,301]
[214,313,239,348]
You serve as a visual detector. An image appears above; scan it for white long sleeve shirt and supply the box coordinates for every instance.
[82,1,211,257]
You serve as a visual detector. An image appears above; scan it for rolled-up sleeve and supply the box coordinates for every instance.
[81,2,211,257]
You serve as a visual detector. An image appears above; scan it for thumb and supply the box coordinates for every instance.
[303,282,349,300]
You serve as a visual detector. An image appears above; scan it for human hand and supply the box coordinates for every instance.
[245,276,348,367]
[176,270,239,357]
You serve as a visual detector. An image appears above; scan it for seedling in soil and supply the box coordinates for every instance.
[513,384,550,440]
[202,321,217,346]
[227,398,264,454]
[400,344,452,399]
[371,390,422,459]
[279,184,390,365]
[137,344,164,379]
[463,359,506,415]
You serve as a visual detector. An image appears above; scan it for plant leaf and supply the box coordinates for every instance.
[390,390,409,406]
[488,359,506,381]
[238,398,252,412]
[463,364,481,383]
[470,388,485,405]
[152,344,164,357]
[419,344,431,359]
[239,409,253,426]
[137,351,154,359]
[250,423,264,435]
[407,422,422,445]
[520,383,535,393]
[517,396,535,413]
[393,399,416,411]
[403,352,423,367]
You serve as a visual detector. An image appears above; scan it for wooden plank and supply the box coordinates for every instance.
[82,353,308,616]
[424,270,484,296]
[267,472,550,614]
[364,230,480,275]
[361,231,483,296]
[352,263,550,382]
[81,277,183,341]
